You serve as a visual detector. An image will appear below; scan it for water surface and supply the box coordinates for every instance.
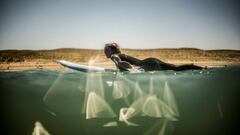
[1,68,239,135]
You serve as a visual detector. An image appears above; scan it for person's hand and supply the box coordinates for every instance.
[128,65,144,72]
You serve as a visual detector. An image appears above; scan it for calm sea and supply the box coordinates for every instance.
[1,67,240,135]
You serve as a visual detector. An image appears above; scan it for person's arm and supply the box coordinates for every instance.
[111,55,133,69]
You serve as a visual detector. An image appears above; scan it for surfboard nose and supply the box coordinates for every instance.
[58,60,67,66]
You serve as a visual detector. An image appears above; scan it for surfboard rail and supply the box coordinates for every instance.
[58,60,116,72]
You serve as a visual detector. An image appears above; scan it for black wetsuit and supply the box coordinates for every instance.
[111,54,202,71]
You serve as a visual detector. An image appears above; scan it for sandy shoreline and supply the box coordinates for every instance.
[1,60,239,72]
[1,48,239,71]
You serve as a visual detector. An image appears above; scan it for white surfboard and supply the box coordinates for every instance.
[58,60,116,72]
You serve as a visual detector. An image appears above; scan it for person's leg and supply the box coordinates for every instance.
[138,57,203,71]
[175,64,203,71]
[138,58,175,71]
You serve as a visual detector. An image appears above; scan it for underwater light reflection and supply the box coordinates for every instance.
[43,70,180,134]
[32,121,50,135]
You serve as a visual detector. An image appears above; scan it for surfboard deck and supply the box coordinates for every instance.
[59,60,116,72]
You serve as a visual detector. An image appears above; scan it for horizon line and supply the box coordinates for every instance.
[0,47,240,51]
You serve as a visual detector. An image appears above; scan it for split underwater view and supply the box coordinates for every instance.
[1,67,240,135]
[1,0,240,135]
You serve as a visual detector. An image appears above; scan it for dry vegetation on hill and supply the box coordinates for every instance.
[0,48,240,71]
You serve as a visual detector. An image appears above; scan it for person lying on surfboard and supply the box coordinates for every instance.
[104,42,203,72]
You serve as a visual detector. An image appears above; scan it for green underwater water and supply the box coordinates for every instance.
[1,67,240,135]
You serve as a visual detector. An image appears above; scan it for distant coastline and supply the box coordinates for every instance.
[0,48,240,71]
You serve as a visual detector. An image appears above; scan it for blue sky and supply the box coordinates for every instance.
[0,0,239,50]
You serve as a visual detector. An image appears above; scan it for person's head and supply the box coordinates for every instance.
[104,42,121,58]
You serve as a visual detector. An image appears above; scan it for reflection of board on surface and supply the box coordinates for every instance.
[59,60,116,72]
